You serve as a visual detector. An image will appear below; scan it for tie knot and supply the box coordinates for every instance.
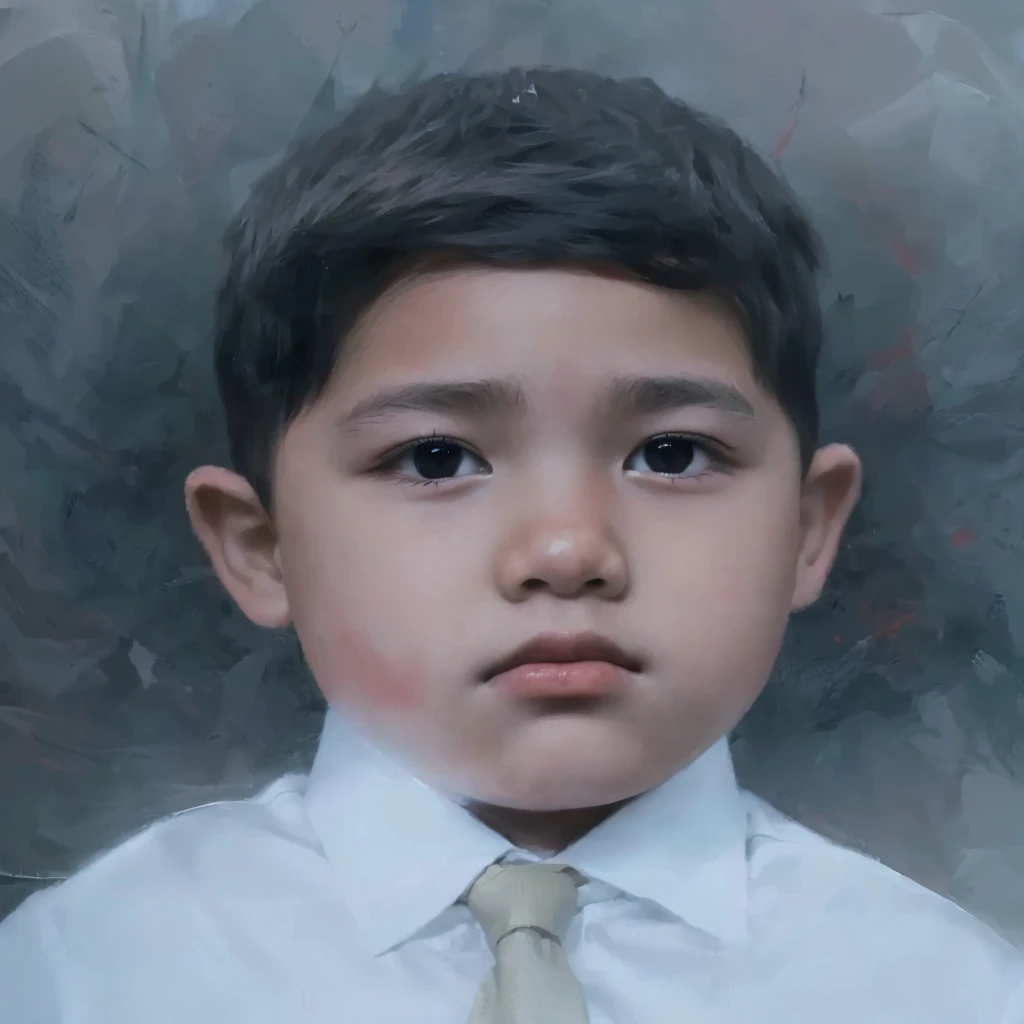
[465,863,581,952]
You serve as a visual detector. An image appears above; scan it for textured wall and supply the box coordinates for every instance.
[1,0,1024,941]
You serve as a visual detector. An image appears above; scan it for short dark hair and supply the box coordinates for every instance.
[214,67,824,509]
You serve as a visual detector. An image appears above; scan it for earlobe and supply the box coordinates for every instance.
[184,466,291,629]
[791,443,862,611]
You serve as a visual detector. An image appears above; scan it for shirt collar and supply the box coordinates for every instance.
[304,712,513,954]
[561,734,749,944]
[304,710,749,955]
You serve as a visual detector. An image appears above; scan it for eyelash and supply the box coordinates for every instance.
[375,431,735,486]
[377,433,482,488]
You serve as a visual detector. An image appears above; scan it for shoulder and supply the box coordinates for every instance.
[743,791,993,926]
[742,791,1024,1018]
[22,772,313,908]
[0,774,321,983]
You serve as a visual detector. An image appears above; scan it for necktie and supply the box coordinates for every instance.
[464,862,590,1024]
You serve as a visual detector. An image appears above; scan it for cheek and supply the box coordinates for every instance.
[649,499,800,663]
[275,486,429,713]
[296,608,425,712]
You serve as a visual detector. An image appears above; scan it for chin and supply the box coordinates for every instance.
[475,746,669,812]
[413,714,695,812]
[499,787,647,813]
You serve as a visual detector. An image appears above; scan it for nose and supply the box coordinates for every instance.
[495,506,630,603]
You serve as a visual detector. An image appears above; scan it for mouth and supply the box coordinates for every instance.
[481,632,644,700]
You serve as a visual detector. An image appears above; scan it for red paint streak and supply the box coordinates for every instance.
[862,364,931,418]
[773,72,807,162]
[859,601,920,641]
[866,326,917,371]
[875,610,918,641]
[773,119,799,162]
[949,527,976,550]
[859,327,929,418]
[890,235,930,276]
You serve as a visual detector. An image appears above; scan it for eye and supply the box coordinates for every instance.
[625,434,715,478]
[389,436,490,482]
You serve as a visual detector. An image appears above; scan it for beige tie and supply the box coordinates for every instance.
[465,862,590,1024]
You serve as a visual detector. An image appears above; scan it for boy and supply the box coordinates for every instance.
[1,68,1021,1023]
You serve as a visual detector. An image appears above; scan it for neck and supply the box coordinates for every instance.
[466,800,630,854]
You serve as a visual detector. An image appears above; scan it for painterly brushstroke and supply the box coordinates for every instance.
[1,1,1023,946]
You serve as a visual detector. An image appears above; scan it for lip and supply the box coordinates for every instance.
[482,632,644,699]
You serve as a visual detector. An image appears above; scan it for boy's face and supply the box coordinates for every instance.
[188,266,860,811]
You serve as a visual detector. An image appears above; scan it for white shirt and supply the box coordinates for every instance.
[2,711,1022,1024]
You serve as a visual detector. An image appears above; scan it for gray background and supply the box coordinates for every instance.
[2,0,1024,943]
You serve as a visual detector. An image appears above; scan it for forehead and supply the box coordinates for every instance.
[331,265,760,403]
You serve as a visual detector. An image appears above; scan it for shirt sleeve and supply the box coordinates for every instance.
[0,891,68,1024]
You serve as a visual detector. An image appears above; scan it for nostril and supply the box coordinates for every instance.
[519,576,606,595]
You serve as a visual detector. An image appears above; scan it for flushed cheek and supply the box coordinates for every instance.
[307,617,425,712]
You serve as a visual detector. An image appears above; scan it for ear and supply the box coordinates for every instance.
[184,466,291,629]
[791,443,862,611]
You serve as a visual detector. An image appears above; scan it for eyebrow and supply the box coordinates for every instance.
[337,379,527,430]
[336,373,755,430]
[608,374,756,419]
